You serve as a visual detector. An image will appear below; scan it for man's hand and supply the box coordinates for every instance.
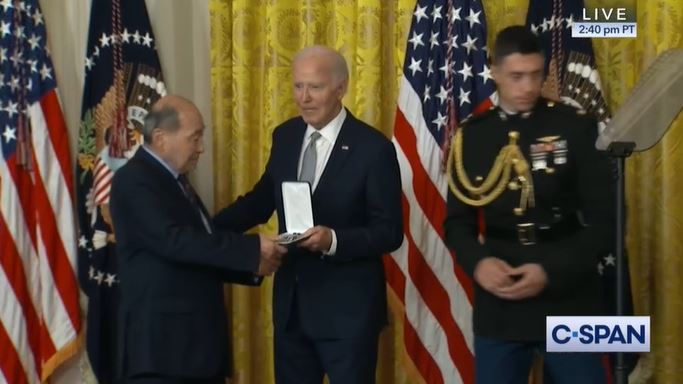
[497,263,548,300]
[473,257,515,296]
[257,234,287,276]
[297,226,332,253]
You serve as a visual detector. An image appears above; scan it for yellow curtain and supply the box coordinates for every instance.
[210,0,683,383]
[600,1,683,382]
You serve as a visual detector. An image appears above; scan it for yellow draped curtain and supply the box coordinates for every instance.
[209,0,683,383]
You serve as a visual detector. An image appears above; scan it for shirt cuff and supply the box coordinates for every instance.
[323,229,338,255]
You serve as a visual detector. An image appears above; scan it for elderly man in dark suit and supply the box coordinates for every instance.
[214,45,403,384]
[110,95,287,384]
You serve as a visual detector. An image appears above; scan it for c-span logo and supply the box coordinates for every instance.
[546,316,650,352]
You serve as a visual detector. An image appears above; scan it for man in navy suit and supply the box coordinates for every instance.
[110,95,287,384]
[214,46,403,384]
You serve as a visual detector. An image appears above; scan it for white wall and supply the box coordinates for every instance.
[41,1,213,382]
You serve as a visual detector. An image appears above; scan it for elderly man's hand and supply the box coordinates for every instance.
[257,234,287,276]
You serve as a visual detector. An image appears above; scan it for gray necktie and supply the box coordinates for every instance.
[299,131,321,186]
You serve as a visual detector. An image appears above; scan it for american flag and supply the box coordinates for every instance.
[0,1,81,384]
[386,0,495,382]
[526,0,610,131]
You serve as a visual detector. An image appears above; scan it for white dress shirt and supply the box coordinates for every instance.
[297,107,346,191]
[296,107,347,255]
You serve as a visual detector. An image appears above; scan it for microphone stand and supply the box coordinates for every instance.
[606,141,635,384]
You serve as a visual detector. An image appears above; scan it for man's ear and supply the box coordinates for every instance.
[337,78,349,100]
[150,128,165,149]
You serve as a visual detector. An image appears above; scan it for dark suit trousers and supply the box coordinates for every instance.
[274,290,380,384]
[125,374,224,384]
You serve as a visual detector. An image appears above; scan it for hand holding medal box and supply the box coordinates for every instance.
[278,181,314,245]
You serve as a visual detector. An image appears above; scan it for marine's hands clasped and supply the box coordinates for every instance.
[474,257,548,300]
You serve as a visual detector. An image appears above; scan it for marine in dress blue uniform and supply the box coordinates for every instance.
[443,26,614,384]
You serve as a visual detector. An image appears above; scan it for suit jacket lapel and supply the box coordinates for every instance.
[194,196,214,231]
[314,111,355,196]
[136,148,209,228]
[136,148,184,199]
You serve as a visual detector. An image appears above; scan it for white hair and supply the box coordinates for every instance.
[293,45,349,82]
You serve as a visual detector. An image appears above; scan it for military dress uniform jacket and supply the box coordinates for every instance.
[444,99,615,341]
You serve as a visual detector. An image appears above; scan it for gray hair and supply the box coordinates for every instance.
[293,45,349,83]
[142,106,180,143]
